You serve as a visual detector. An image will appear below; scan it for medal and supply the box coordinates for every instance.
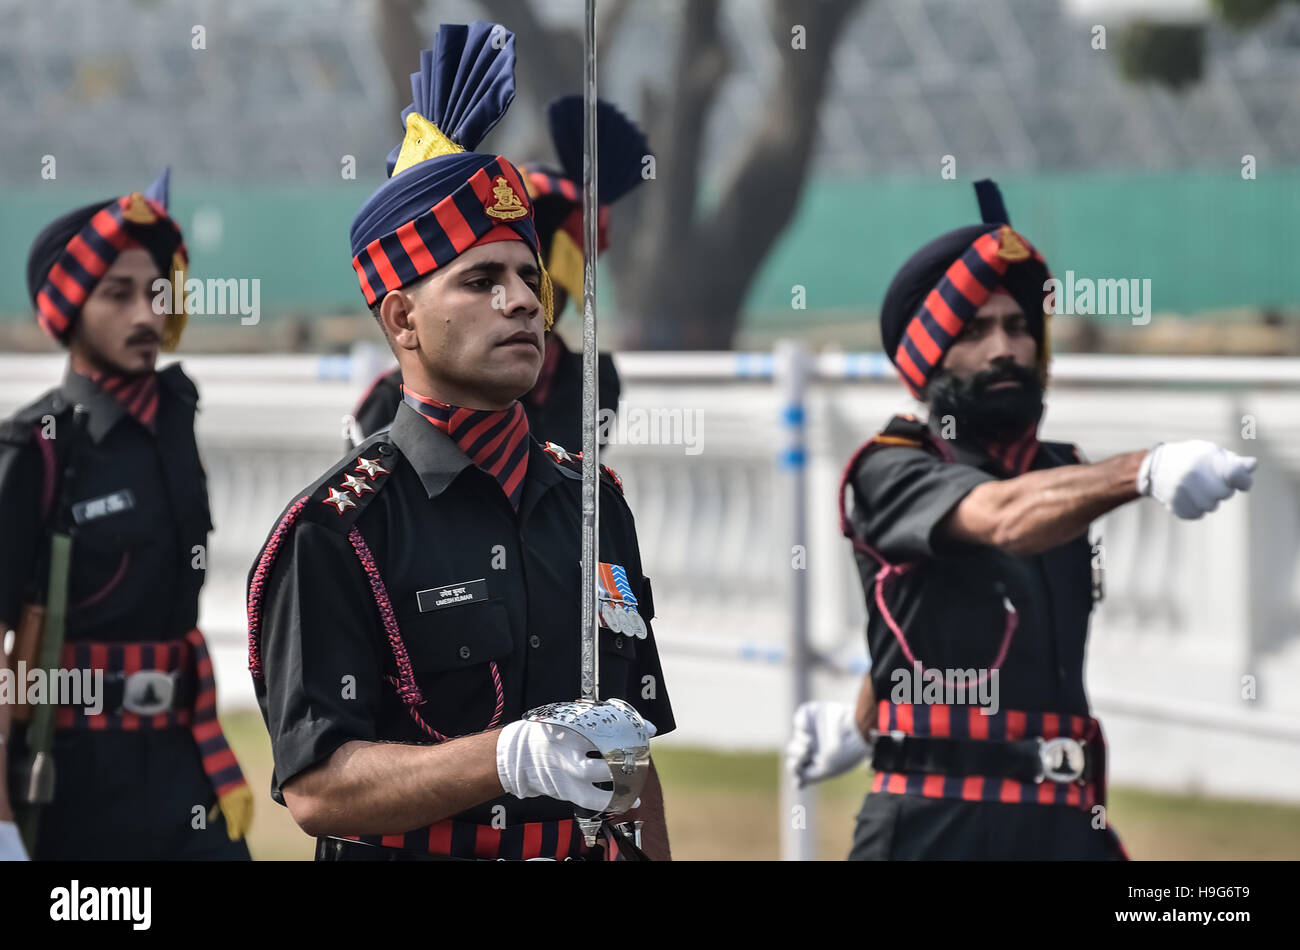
[627,610,648,640]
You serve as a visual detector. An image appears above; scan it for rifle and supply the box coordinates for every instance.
[13,404,89,854]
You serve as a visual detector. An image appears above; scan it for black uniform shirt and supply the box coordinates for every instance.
[0,365,211,641]
[250,401,675,826]
[849,414,1095,716]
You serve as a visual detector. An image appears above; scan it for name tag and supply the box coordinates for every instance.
[71,489,137,525]
[417,578,489,612]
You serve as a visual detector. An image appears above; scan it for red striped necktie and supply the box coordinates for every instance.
[82,368,160,434]
[401,386,531,510]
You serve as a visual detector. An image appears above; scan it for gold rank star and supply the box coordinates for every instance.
[341,474,374,496]
[355,457,388,479]
[323,487,357,514]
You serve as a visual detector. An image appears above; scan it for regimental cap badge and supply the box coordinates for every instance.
[996,225,1030,262]
[485,175,528,221]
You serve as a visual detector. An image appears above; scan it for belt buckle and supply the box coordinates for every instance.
[1036,736,1086,784]
[121,670,177,716]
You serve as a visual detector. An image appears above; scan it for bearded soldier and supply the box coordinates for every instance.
[787,182,1256,860]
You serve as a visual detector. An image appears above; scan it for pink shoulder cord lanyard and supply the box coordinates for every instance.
[838,431,1018,687]
[248,498,505,742]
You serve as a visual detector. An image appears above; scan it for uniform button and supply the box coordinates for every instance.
[458,646,471,660]
[378,443,393,456]
[613,636,624,650]
[529,635,541,649]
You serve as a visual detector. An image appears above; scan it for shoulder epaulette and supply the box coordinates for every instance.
[541,441,625,496]
[872,413,928,448]
[291,431,404,534]
[0,389,68,444]
[248,429,405,680]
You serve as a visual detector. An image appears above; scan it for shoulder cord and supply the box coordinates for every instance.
[838,432,1018,686]
[246,500,505,739]
[347,526,504,742]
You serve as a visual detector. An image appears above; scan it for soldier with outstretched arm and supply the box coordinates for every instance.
[787,182,1254,859]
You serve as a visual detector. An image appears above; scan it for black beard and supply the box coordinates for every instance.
[925,360,1044,446]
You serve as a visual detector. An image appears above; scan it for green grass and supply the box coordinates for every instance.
[221,709,1300,861]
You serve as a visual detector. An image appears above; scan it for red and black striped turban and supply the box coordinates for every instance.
[349,21,554,326]
[26,170,187,348]
[880,222,1053,399]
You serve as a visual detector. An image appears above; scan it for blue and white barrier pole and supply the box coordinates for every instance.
[776,340,814,862]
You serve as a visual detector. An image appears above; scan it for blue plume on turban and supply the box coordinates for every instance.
[348,21,549,321]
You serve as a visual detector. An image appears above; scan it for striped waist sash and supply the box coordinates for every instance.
[52,630,249,803]
[55,638,193,730]
[871,700,1106,812]
[346,817,604,861]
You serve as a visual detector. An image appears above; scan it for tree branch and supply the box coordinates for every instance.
[371,0,427,130]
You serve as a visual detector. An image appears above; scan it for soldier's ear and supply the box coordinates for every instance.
[379,289,421,352]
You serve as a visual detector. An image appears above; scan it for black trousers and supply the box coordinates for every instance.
[10,725,250,860]
[848,791,1126,860]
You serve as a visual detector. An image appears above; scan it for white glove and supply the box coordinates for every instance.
[1137,440,1257,520]
[0,821,29,861]
[786,701,873,788]
[496,719,622,812]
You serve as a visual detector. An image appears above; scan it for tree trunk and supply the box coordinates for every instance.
[613,0,866,349]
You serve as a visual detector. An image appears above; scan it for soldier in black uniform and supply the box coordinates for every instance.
[249,22,674,861]
[347,95,649,450]
[787,182,1256,859]
[0,171,252,860]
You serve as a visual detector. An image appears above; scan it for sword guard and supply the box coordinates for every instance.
[522,697,651,817]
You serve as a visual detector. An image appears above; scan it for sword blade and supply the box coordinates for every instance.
[579,0,600,704]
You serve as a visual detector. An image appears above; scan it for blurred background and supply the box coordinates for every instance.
[1,0,1299,859]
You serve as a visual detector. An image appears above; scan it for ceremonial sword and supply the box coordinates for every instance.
[519,0,652,852]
